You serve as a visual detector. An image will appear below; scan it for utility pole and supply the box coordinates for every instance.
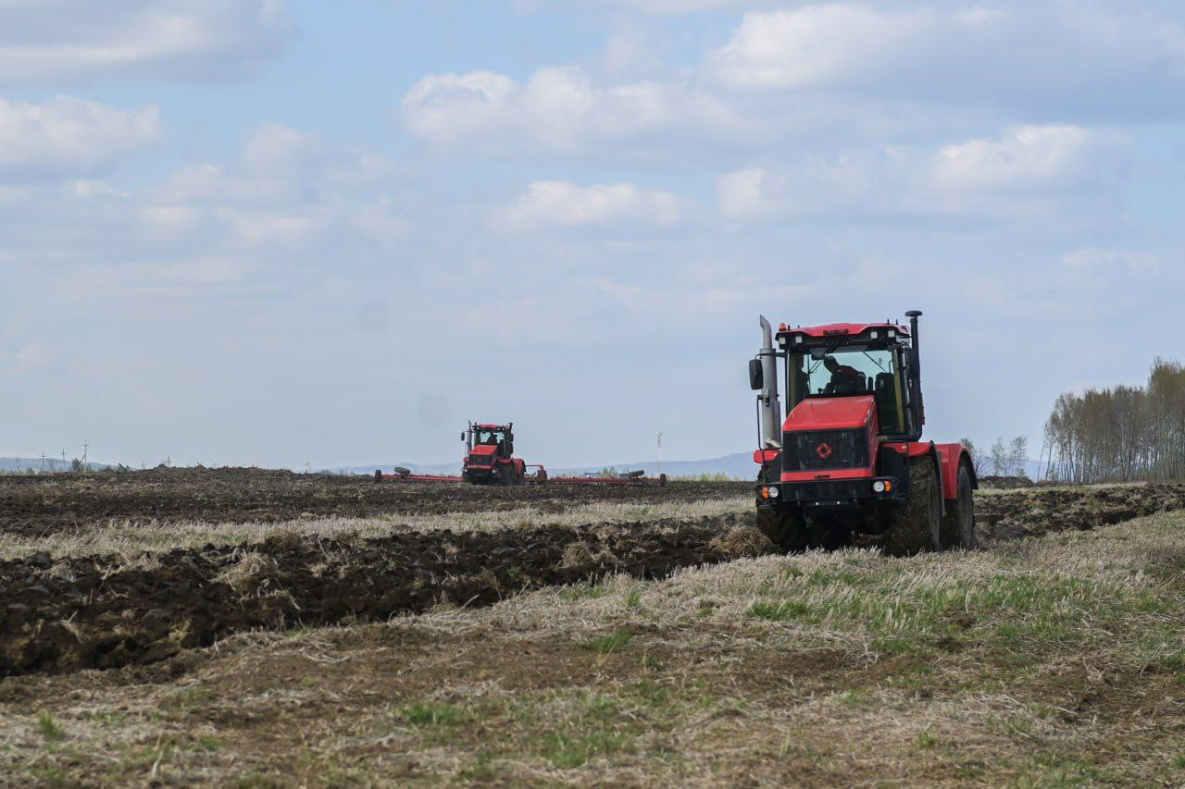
[39,453,47,473]
[656,431,663,478]
[82,439,89,464]
[61,448,67,467]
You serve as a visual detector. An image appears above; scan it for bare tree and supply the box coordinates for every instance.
[960,438,986,476]
[1045,358,1185,483]
[989,437,1008,476]
[1008,436,1030,479]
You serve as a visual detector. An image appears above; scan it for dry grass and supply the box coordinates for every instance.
[0,496,751,561]
[2,509,1183,785]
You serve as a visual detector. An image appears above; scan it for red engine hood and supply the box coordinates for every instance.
[782,396,876,432]
[470,445,497,456]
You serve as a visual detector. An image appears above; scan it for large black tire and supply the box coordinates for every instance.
[807,515,851,551]
[940,464,977,549]
[757,507,810,553]
[499,464,514,487]
[884,459,941,556]
[755,467,809,553]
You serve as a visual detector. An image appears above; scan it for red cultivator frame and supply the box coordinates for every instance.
[374,421,667,487]
[373,465,667,487]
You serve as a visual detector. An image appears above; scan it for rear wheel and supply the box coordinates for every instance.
[940,464,977,549]
[884,459,941,556]
[499,464,514,487]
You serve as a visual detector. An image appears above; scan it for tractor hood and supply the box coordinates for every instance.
[470,445,497,457]
[782,395,877,433]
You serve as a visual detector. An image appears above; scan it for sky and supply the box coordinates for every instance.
[0,0,1182,469]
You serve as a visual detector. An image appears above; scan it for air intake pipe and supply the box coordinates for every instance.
[758,316,782,448]
[906,310,925,436]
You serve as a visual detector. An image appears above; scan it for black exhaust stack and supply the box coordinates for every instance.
[906,310,925,436]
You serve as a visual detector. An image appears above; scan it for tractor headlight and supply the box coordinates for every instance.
[873,481,886,493]
[768,486,779,498]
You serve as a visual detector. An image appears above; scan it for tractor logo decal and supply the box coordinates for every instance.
[816,442,834,460]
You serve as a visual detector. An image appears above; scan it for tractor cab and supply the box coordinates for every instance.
[776,323,916,440]
[473,424,513,458]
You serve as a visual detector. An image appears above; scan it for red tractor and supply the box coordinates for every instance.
[462,422,529,486]
[749,311,976,555]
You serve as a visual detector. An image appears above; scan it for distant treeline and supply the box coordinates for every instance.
[1044,358,1185,483]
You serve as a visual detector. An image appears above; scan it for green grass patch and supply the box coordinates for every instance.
[576,631,633,653]
[400,703,465,727]
[37,712,65,742]
[540,731,631,768]
[747,600,810,621]
[559,584,607,602]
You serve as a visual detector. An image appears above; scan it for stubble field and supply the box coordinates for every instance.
[1,469,1183,785]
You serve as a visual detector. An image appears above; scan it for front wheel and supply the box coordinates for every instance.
[940,464,977,549]
[884,459,941,557]
[756,506,810,553]
[808,515,851,551]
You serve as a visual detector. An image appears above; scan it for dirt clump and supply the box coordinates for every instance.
[709,525,773,557]
[977,475,1035,489]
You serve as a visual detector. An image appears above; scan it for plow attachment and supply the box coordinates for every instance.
[373,468,462,484]
[374,466,667,486]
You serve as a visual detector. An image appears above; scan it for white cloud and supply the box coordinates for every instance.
[0,0,295,86]
[0,123,409,274]
[706,4,1185,118]
[402,66,743,153]
[516,0,781,14]
[0,96,160,180]
[718,125,1129,224]
[494,181,690,232]
[929,125,1127,193]
[1064,247,1162,270]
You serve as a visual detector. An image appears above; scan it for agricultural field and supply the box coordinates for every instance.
[1,469,1184,785]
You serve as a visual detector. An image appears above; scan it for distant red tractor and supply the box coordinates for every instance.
[750,311,976,555]
[462,422,531,486]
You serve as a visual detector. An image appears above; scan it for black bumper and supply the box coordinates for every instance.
[756,477,901,509]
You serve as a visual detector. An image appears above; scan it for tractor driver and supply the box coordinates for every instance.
[823,355,863,394]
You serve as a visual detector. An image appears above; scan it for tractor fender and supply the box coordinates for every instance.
[933,442,976,501]
[906,442,945,516]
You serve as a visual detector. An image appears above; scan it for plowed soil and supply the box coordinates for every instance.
[0,467,750,536]
[3,469,1184,681]
[976,483,1185,540]
[0,514,752,677]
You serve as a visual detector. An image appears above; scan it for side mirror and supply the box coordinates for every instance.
[749,359,764,391]
[461,432,466,442]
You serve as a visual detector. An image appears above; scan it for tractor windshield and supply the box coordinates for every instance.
[477,430,507,446]
[786,345,908,435]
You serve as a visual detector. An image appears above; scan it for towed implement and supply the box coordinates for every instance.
[749,310,975,555]
[374,421,666,486]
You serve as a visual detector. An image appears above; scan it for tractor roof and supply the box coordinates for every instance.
[475,423,510,430]
[776,321,909,345]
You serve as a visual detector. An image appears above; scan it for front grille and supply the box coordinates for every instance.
[468,455,494,467]
[782,429,869,472]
